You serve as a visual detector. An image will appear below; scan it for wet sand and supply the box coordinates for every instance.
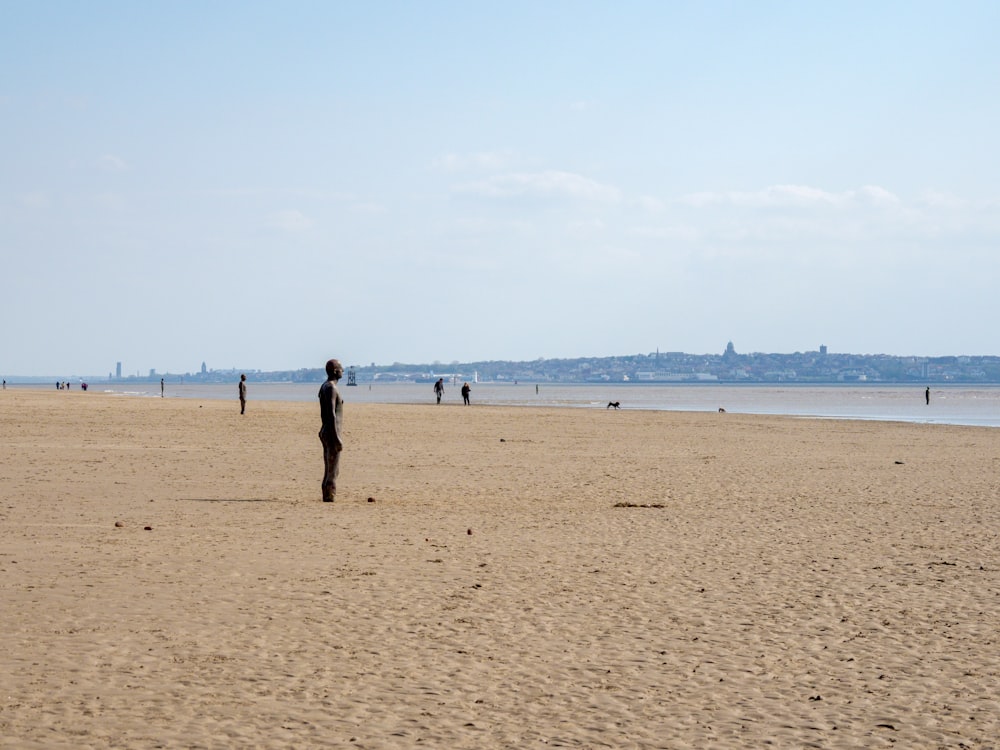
[2,390,999,748]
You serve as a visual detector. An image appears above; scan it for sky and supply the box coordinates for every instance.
[3,1,999,377]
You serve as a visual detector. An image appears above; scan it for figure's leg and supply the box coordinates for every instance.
[320,433,335,501]
[327,449,340,501]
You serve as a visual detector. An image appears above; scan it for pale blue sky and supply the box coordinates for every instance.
[3,1,999,376]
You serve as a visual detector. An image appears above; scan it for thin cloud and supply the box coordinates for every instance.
[854,185,901,207]
[631,224,701,242]
[265,209,313,232]
[433,150,517,172]
[97,154,129,172]
[918,190,966,209]
[636,195,667,213]
[681,184,901,209]
[566,218,607,238]
[458,170,621,202]
[348,201,387,215]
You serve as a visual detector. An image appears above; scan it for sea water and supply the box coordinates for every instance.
[85,381,1000,428]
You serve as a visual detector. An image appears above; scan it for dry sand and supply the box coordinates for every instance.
[2,389,999,749]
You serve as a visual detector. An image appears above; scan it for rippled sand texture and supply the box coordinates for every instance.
[2,390,999,748]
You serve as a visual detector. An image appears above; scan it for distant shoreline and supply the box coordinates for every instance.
[5,379,1000,390]
[7,348,1000,385]
[9,381,998,428]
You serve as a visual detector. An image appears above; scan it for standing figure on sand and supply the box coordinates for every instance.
[434,378,444,404]
[318,359,344,503]
[461,382,471,405]
[926,386,930,405]
[238,374,247,414]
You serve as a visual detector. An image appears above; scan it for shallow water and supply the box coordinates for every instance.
[84,381,1000,428]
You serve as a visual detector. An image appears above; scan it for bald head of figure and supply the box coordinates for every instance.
[326,359,343,380]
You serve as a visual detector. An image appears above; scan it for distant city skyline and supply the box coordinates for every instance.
[8,342,1000,384]
[3,2,999,376]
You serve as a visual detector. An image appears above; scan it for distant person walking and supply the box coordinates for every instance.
[925,386,930,405]
[433,378,444,404]
[318,359,345,503]
[238,374,247,414]
[161,378,165,398]
[461,382,471,405]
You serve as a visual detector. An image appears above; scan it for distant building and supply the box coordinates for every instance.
[820,344,828,356]
[116,361,122,379]
[201,361,207,374]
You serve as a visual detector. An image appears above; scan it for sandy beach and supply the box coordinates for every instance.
[2,389,999,749]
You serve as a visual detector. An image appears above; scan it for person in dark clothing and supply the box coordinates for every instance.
[461,382,471,405]
[433,378,444,404]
